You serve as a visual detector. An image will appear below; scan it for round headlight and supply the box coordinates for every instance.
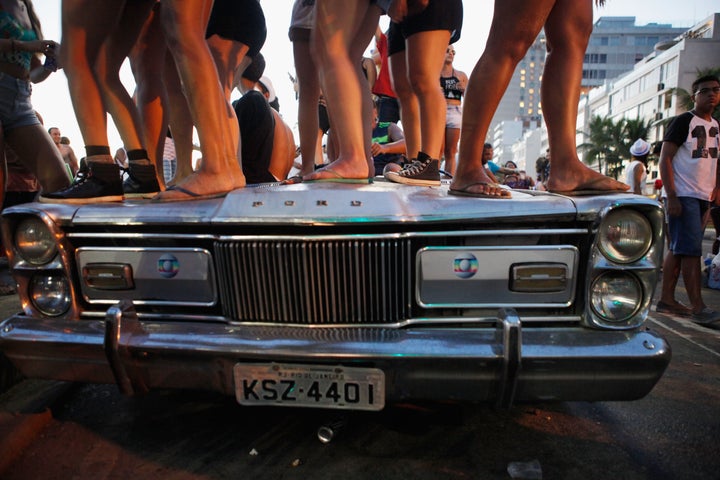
[14,217,57,265]
[598,209,652,264]
[30,273,71,316]
[590,272,642,323]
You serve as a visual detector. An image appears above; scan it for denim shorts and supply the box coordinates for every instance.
[445,104,462,129]
[0,72,39,132]
[666,196,709,257]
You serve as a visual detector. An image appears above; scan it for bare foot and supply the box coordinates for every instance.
[450,169,511,198]
[546,164,629,194]
[303,158,369,181]
[153,170,245,201]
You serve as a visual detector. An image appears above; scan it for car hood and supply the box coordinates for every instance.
[20,182,652,227]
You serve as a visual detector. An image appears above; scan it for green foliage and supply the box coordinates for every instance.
[671,66,720,122]
[579,116,652,179]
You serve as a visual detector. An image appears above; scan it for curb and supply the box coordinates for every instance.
[0,380,74,476]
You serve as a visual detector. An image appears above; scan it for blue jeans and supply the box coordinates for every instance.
[667,196,709,257]
[0,72,39,132]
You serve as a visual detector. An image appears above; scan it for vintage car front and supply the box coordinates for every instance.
[0,182,670,411]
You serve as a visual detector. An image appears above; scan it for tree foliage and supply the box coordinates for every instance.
[671,66,720,122]
[579,116,652,179]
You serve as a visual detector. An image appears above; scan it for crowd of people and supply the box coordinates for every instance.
[0,0,634,206]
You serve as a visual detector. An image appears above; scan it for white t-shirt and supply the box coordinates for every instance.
[662,111,720,200]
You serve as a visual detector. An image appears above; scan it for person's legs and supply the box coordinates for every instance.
[130,1,170,185]
[388,34,420,160]
[663,197,710,315]
[659,249,688,311]
[681,255,705,314]
[41,0,125,202]
[541,0,627,193]
[5,125,69,195]
[304,1,379,181]
[155,0,245,200]
[59,0,124,153]
[443,124,459,175]
[97,0,154,154]
[405,29,450,161]
[97,0,162,197]
[451,0,551,197]
[292,36,322,176]
[163,53,195,184]
[207,34,249,165]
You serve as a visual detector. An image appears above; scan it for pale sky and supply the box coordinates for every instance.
[30,0,720,155]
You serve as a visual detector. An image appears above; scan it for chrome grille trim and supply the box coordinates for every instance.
[215,239,412,324]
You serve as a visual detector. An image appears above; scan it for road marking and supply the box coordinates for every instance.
[649,317,720,358]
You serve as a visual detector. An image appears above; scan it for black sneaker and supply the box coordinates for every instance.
[39,162,123,204]
[123,163,161,199]
[384,151,440,186]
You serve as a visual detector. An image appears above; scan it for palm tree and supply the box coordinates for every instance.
[671,67,720,122]
[581,116,614,176]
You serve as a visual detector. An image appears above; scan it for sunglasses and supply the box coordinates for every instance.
[695,86,720,95]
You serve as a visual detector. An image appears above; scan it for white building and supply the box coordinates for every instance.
[492,120,524,167]
[583,17,686,90]
[578,13,720,178]
[510,128,544,173]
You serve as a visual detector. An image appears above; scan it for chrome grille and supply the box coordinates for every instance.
[215,239,413,324]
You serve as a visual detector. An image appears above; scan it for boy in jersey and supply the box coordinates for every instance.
[657,75,720,327]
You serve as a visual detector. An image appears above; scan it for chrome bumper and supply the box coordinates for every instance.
[0,302,671,408]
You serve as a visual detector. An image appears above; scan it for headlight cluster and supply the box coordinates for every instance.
[11,216,71,317]
[598,209,652,264]
[590,208,656,328]
[15,217,57,265]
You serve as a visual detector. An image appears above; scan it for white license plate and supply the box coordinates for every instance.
[233,363,385,411]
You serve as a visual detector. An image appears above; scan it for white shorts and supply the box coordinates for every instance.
[445,104,462,129]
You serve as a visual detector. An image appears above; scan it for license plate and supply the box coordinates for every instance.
[233,363,385,411]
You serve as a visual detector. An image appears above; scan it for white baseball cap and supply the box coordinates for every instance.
[258,75,276,103]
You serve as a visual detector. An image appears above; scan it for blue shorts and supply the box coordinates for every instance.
[666,196,709,257]
[0,72,39,132]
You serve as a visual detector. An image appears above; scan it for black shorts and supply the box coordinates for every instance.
[387,0,463,56]
[206,0,267,58]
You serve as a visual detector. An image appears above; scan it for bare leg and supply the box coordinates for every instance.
[96,0,155,153]
[207,34,249,163]
[659,250,687,308]
[406,30,449,160]
[293,38,321,176]
[6,126,70,194]
[304,1,379,181]
[443,126,460,175]
[453,0,627,197]
[389,50,420,159]
[60,0,125,162]
[130,1,170,184]
[156,0,245,200]
[681,256,706,314]
[542,0,627,193]
[163,53,195,183]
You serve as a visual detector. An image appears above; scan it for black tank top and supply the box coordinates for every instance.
[440,71,463,100]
